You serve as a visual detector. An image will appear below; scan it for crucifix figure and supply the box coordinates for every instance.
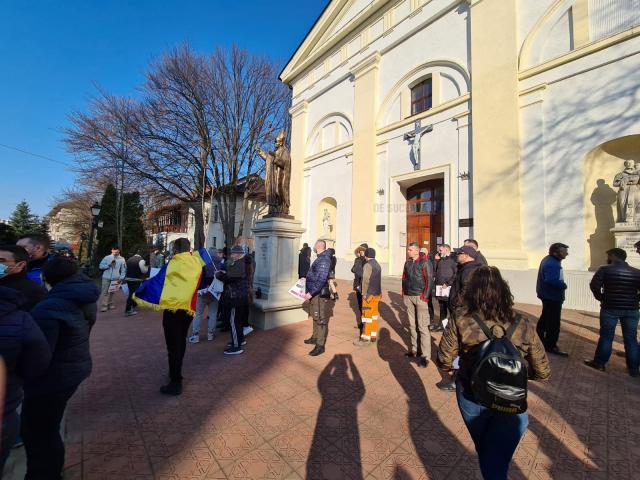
[403,120,433,171]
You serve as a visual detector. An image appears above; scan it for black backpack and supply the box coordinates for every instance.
[470,315,528,414]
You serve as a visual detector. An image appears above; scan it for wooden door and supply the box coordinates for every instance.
[406,180,444,255]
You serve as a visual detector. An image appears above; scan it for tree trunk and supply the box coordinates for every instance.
[191,202,206,249]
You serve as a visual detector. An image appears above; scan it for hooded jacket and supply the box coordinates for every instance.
[0,270,46,311]
[0,286,51,415]
[26,275,100,397]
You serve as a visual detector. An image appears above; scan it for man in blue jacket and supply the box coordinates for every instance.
[536,242,569,357]
[303,240,333,356]
[16,233,52,286]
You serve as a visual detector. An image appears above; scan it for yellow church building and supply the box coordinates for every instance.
[280,0,640,310]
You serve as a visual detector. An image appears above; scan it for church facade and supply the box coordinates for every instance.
[280,0,640,310]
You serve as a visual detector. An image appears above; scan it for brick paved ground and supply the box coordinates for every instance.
[9,280,640,479]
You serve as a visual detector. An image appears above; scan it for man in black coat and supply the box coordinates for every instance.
[0,245,46,311]
[463,239,488,266]
[449,246,483,311]
[298,243,311,278]
[350,243,368,331]
[432,244,456,331]
[0,286,51,475]
[585,248,640,376]
[304,240,333,357]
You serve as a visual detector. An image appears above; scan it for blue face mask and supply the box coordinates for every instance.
[0,264,9,279]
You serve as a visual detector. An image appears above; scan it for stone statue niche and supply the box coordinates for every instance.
[611,159,640,268]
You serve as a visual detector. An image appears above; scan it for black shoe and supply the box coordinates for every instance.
[160,381,182,396]
[309,345,325,356]
[583,360,605,372]
[304,337,317,344]
[629,370,639,378]
[418,357,429,368]
[428,324,443,332]
[546,346,569,357]
[224,346,244,355]
[436,381,456,392]
[405,352,416,358]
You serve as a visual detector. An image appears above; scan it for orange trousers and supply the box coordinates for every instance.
[361,294,381,341]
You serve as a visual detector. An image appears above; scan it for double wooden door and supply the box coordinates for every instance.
[406,179,444,254]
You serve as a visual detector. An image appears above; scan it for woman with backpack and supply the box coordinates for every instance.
[437,266,550,480]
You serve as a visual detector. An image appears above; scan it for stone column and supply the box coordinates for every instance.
[350,53,380,249]
[289,101,309,223]
[468,0,528,268]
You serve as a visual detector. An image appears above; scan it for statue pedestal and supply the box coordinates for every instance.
[611,222,640,268]
[250,216,307,330]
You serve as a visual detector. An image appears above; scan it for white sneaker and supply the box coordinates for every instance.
[207,333,214,341]
[243,326,254,336]
[188,334,200,344]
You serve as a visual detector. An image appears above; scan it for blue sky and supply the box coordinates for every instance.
[0,0,328,219]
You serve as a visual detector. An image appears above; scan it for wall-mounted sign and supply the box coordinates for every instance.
[459,218,474,228]
[376,225,385,232]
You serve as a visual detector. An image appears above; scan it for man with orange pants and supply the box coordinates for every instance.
[354,248,382,346]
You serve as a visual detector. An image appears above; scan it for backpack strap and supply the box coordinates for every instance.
[471,314,495,340]
[505,314,521,340]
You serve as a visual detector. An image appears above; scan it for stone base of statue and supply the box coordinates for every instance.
[611,222,640,268]
[250,216,307,330]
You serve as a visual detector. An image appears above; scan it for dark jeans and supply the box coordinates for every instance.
[162,309,193,382]
[456,385,528,480]
[536,299,563,349]
[356,290,363,332]
[594,309,640,372]
[125,280,141,312]
[1,410,20,476]
[229,305,247,348]
[427,293,435,321]
[22,388,78,480]
[439,299,450,322]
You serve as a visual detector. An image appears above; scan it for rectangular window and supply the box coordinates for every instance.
[411,78,433,116]
[213,237,217,247]
[213,205,219,223]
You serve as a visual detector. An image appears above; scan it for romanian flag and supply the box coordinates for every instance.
[133,251,204,315]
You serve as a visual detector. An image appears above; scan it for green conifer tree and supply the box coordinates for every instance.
[9,200,40,237]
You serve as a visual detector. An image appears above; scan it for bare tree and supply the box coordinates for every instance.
[66,44,290,249]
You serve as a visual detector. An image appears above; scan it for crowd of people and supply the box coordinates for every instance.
[2,228,639,480]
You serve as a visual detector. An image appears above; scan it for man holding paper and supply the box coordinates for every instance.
[432,244,456,331]
[303,240,333,357]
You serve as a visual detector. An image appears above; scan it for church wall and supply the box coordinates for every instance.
[518,38,640,273]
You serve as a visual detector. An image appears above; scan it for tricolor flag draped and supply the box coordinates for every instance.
[133,251,205,315]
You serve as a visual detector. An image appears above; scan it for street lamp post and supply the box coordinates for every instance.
[87,202,101,274]
[78,232,88,263]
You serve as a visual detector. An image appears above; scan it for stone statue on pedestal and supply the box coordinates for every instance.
[255,131,291,217]
[613,159,640,222]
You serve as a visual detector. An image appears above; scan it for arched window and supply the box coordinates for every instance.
[411,78,433,116]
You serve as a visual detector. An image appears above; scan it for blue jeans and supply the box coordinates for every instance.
[191,295,218,335]
[594,309,639,373]
[456,384,528,480]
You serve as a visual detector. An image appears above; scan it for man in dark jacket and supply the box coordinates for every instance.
[354,248,382,346]
[16,233,52,286]
[536,243,569,357]
[402,242,433,368]
[303,240,333,356]
[585,248,640,376]
[432,244,456,331]
[22,257,100,480]
[298,243,311,278]
[0,286,51,475]
[0,245,46,311]
[350,244,368,330]
[216,245,250,355]
[448,246,483,310]
[124,251,148,316]
[463,239,488,266]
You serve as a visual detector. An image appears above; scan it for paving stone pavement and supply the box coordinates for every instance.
[10,280,640,479]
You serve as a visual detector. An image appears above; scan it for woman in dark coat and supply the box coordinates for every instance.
[21,257,100,479]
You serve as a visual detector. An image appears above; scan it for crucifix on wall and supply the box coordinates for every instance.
[403,120,433,170]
